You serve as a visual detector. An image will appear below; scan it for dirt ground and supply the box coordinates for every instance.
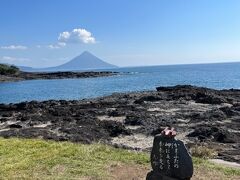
[81,163,240,180]
[108,163,239,180]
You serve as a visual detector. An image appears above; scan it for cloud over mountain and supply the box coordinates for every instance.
[45,28,96,49]
[58,28,96,44]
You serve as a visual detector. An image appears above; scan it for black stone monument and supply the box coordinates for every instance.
[146,133,193,180]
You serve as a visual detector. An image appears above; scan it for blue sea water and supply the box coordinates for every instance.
[0,62,240,104]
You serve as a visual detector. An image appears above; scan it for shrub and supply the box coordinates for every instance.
[190,145,217,159]
[0,64,19,75]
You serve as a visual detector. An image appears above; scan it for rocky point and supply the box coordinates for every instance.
[0,85,239,163]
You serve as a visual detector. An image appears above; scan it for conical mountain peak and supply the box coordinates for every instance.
[18,51,117,72]
[55,51,117,70]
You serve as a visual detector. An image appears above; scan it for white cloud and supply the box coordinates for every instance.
[0,56,30,63]
[35,28,95,50]
[58,28,96,44]
[58,42,66,47]
[58,31,70,41]
[47,44,61,49]
[1,45,28,50]
[47,42,66,49]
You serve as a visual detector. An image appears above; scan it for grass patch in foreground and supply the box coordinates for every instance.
[193,157,240,177]
[0,137,149,179]
[0,137,239,179]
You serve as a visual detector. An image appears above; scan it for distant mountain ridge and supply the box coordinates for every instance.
[18,51,117,72]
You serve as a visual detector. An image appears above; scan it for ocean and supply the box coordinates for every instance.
[0,62,240,104]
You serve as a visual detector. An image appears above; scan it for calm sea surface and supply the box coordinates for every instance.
[1,62,240,104]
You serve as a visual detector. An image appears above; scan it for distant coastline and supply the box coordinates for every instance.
[0,71,118,82]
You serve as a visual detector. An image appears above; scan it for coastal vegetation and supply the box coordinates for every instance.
[0,137,239,179]
[190,145,218,159]
[0,64,19,75]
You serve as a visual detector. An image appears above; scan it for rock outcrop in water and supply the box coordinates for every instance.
[0,85,240,163]
[0,71,118,82]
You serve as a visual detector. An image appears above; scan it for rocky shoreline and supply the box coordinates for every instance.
[0,71,118,82]
[0,85,240,163]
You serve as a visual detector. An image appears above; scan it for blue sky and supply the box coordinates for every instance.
[0,0,240,67]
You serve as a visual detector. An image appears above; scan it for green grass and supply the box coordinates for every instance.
[0,137,149,179]
[0,137,239,179]
[193,157,240,176]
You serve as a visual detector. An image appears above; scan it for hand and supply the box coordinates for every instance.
[161,127,177,138]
